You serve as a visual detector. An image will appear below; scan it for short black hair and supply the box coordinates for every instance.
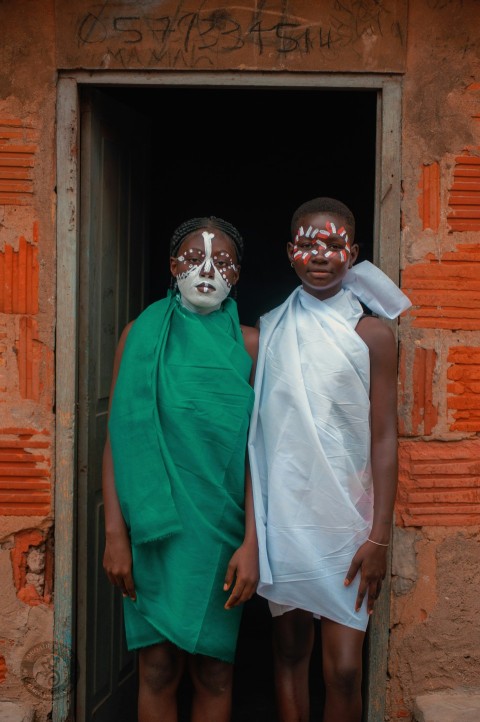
[291,198,355,238]
[170,216,244,262]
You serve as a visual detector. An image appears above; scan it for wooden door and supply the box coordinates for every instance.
[77,87,151,722]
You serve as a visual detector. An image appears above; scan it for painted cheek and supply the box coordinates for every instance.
[293,245,303,261]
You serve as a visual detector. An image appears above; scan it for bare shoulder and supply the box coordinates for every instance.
[113,321,135,369]
[356,316,396,367]
[109,320,136,400]
[120,320,135,344]
[356,316,394,347]
[240,324,260,362]
[115,320,135,357]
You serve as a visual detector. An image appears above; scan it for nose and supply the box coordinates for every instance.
[311,247,328,262]
[200,260,215,278]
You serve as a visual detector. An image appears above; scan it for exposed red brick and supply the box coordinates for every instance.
[0,228,39,314]
[398,344,407,436]
[447,345,480,431]
[396,440,480,527]
[448,346,480,364]
[0,429,50,516]
[10,529,44,590]
[0,120,37,205]
[402,246,480,330]
[10,527,52,606]
[447,152,480,232]
[0,319,7,395]
[418,162,440,231]
[0,655,6,683]
[16,316,52,402]
[411,347,438,435]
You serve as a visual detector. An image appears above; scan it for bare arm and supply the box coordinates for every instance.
[241,323,259,385]
[102,321,136,600]
[345,317,398,614]
[224,324,260,609]
[240,324,260,547]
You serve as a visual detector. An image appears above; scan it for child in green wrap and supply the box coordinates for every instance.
[103,217,259,722]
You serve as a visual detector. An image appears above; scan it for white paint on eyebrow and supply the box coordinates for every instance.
[305,226,313,237]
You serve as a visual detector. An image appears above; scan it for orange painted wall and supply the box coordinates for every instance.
[0,1,479,720]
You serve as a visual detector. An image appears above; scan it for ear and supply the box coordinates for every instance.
[348,243,359,267]
[170,257,179,277]
[287,242,295,264]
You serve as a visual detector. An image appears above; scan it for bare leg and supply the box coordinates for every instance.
[321,618,365,722]
[272,609,315,722]
[138,642,185,722]
[189,654,233,722]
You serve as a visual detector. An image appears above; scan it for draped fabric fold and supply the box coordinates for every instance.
[249,287,374,630]
[109,292,254,660]
[109,294,181,545]
[343,260,412,319]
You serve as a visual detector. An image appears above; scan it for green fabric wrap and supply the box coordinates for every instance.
[108,292,254,660]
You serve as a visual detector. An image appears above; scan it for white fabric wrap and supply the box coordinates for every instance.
[344,260,411,318]
[248,264,410,629]
[249,287,375,630]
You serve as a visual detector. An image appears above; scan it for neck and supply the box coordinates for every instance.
[180,295,221,315]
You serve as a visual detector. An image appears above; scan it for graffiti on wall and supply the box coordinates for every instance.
[56,0,407,71]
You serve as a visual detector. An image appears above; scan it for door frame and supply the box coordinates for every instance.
[55,70,402,722]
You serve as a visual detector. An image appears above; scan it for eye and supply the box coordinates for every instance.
[329,241,346,251]
[297,242,313,250]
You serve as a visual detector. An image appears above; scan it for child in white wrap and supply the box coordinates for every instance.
[248,197,411,722]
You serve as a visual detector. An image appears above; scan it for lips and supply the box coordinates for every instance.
[308,270,331,278]
[195,282,216,292]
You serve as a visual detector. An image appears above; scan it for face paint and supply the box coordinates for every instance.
[176,231,237,313]
[293,222,351,265]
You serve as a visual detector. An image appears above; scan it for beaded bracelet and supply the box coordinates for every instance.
[367,538,389,547]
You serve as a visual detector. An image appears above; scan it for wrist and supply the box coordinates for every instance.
[105,525,128,540]
[367,537,389,548]
[369,522,392,547]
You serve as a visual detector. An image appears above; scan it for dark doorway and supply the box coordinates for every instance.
[100,85,376,326]
[79,84,376,721]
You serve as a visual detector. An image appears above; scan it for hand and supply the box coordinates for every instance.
[103,530,136,601]
[344,541,387,615]
[223,541,259,610]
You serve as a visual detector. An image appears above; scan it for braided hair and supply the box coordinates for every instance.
[291,198,355,238]
[169,216,244,295]
[170,216,244,261]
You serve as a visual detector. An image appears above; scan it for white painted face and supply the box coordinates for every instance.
[175,231,237,313]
